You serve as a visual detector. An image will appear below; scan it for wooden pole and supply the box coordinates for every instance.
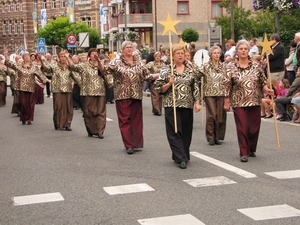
[266,54,280,148]
[168,31,177,133]
[201,77,204,126]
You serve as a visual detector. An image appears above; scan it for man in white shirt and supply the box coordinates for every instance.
[249,38,259,57]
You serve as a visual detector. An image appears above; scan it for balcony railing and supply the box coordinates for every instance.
[119,13,153,26]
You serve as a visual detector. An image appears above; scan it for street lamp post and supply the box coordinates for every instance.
[123,0,127,33]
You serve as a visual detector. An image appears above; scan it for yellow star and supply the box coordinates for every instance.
[158,13,180,36]
[178,38,187,48]
[257,33,275,55]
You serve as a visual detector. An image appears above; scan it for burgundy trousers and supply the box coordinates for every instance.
[116,99,143,149]
[233,106,261,157]
[19,91,35,122]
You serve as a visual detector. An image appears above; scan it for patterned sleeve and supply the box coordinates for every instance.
[154,66,170,95]
[223,63,233,97]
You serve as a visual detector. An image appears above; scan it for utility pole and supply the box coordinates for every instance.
[230,0,234,40]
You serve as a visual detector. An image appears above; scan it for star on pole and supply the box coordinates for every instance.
[178,38,187,48]
[257,33,275,55]
[158,13,180,36]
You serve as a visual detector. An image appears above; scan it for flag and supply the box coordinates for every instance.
[68,0,75,23]
[32,10,38,33]
[41,9,47,28]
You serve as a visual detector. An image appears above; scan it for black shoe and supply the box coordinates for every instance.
[27,121,32,125]
[240,156,248,162]
[179,161,187,169]
[98,134,104,139]
[249,152,256,157]
[88,133,93,137]
[126,148,134,154]
[265,114,273,118]
[110,101,114,104]
[279,115,289,121]
[22,121,26,125]
[214,140,221,145]
[209,140,215,146]
[65,127,72,131]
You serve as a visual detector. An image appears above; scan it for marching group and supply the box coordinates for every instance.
[0,33,299,169]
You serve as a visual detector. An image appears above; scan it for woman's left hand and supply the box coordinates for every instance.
[194,101,201,113]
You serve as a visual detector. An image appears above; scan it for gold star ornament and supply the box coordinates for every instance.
[178,38,187,48]
[158,13,181,36]
[257,33,275,55]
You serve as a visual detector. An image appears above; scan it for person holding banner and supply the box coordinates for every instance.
[155,44,201,169]
[223,40,274,163]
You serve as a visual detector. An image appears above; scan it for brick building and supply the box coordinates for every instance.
[102,0,253,51]
[0,0,101,54]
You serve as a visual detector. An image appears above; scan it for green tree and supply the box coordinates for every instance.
[36,16,102,49]
[215,5,255,43]
[181,28,199,43]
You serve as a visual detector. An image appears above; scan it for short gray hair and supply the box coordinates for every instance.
[21,51,30,60]
[208,46,222,58]
[235,39,250,51]
[121,41,133,50]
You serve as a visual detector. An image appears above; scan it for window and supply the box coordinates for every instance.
[51,0,56,9]
[3,20,6,35]
[7,1,11,12]
[14,19,18,34]
[211,1,222,18]
[33,0,37,10]
[87,17,91,26]
[2,2,5,13]
[177,1,189,14]
[42,0,47,9]
[19,0,22,11]
[13,1,17,11]
[60,0,65,8]
[8,20,12,34]
[20,19,24,33]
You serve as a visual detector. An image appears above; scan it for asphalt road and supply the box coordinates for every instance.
[0,93,300,225]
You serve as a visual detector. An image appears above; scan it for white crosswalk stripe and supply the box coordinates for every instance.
[265,170,300,179]
[13,192,64,206]
[137,214,205,225]
[183,176,236,187]
[103,183,155,195]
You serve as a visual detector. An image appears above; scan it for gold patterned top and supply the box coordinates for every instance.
[5,60,47,93]
[154,61,200,109]
[145,61,166,83]
[43,59,56,77]
[42,61,77,93]
[223,60,267,108]
[104,55,152,100]
[70,61,113,96]
[198,61,229,97]
[0,65,8,82]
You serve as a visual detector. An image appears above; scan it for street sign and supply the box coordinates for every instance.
[37,38,46,46]
[66,34,77,45]
[79,32,89,48]
[97,44,104,49]
[67,44,77,48]
[38,45,46,53]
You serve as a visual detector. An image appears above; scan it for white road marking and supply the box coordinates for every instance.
[238,204,300,221]
[265,170,300,179]
[13,192,64,206]
[103,183,154,195]
[106,117,113,121]
[190,152,257,178]
[183,176,236,187]
[138,214,205,225]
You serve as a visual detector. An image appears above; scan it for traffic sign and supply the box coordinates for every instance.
[37,38,46,46]
[37,46,46,53]
[67,44,77,48]
[67,34,77,45]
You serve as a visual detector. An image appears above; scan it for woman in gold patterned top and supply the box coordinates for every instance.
[39,51,79,131]
[100,41,158,154]
[4,48,48,125]
[67,48,113,139]
[155,44,201,169]
[223,40,274,163]
[0,54,8,107]
[199,46,228,146]
[146,51,165,116]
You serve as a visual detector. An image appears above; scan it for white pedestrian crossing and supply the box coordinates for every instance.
[190,152,257,178]
[13,192,64,206]
[137,214,205,225]
[237,204,300,221]
[103,183,155,195]
[183,176,236,187]
[265,170,300,179]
